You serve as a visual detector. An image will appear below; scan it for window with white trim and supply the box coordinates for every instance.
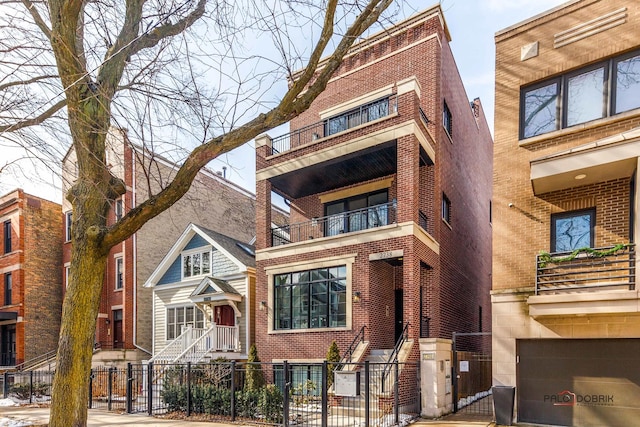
[166,305,205,340]
[65,211,72,242]
[182,249,211,278]
[115,199,123,221]
[115,257,124,290]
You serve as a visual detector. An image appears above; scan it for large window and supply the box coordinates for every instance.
[325,97,391,136]
[3,273,11,306]
[3,221,11,254]
[551,209,595,252]
[325,190,388,236]
[182,249,211,278]
[521,50,640,139]
[166,306,205,340]
[274,266,347,330]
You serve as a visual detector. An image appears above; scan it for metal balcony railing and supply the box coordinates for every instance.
[270,95,398,155]
[271,201,397,246]
[535,244,635,294]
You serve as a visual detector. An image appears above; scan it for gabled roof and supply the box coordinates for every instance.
[190,277,242,303]
[143,223,255,288]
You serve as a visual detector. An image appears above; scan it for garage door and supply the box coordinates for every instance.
[517,339,640,427]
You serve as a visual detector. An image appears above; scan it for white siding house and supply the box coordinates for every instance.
[144,223,255,362]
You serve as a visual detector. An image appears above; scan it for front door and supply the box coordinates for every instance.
[394,289,403,343]
[1,325,15,365]
[112,309,123,349]
[215,305,235,326]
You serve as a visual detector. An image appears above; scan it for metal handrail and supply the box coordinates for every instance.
[270,95,398,155]
[271,201,396,246]
[535,244,635,294]
[14,350,57,371]
[338,326,366,370]
[381,322,409,393]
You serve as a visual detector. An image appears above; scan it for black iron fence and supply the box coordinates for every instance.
[1,360,419,426]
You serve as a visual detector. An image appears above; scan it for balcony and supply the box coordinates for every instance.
[270,95,398,155]
[535,244,635,294]
[272,201,397,246]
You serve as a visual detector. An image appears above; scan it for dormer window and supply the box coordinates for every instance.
[182,249,212,278]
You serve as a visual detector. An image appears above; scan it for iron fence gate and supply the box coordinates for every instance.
[452,332,492,416]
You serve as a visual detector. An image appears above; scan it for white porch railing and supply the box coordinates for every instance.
[152,324,240,364]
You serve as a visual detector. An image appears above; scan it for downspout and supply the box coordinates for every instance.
[132,144,151,356]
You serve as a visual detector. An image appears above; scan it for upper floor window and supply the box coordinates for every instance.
[274,266,347,330]
[115,199,123,222]
[324,190,389,236]
[443,100,452,137]
[442,193,451,225]
[3,221,11,254]
[521,50,640,139]
[325,96,392,137]
[182,249,211,279]
[65,211,72,242]
[115,257,124,290]
[551,208,595,252]
[4,273,11,306]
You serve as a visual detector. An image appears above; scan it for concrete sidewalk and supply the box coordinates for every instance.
[0,406,495,426]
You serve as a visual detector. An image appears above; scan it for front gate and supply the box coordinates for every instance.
[452,332,492,416]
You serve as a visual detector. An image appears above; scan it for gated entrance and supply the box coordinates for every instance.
[452,332,492,416]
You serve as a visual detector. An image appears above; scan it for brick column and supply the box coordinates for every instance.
[256,179,272,251]
[396,134,420,224]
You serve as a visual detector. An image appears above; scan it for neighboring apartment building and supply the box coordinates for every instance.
[254,3,492,393]
[0,189,62,368]
[62,128,262,365]
[493,1,640,426]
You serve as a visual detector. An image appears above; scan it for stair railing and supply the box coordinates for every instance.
[381,322,409,393]
[338,325,366,370]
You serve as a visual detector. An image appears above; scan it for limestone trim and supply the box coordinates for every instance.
[257,120,436,181]
[528,289,640,317]
[554,8,627,48]
[319,84,394,119]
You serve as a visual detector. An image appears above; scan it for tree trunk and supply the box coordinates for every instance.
[50,243,107,427]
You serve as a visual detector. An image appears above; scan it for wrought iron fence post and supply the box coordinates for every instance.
[89,369,94,409]
[126,363,133,414]
[321,361,328,427]
[29,370,33,404]
[3,371,8,398]
[230,361,236,421]
[283,360,290,427]
[107,366,115,411]
[452,333,458,413]
[186,362,192,417]
[147,362,153,416]
[364,361,370,427]
[394,361,399,424]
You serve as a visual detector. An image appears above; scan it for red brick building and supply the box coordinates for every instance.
[254,4,492,374]
[62,129,261,365]
[0,189,62,368]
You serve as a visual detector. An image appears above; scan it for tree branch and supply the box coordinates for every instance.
[21,0,52,40]
[0,75,59,92]
[0,99,67,132]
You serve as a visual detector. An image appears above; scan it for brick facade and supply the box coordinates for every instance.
[493,1,640,423]
[255,5,493,364]
[0,189,62,366]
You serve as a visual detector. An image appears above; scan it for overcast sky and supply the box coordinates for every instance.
[0,0,568,202]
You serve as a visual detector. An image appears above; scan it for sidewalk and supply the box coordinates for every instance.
[0,406,496,427]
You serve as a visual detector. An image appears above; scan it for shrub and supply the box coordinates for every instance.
[326,340,341,389]
[259,384,283,422]
[244,344,265,391]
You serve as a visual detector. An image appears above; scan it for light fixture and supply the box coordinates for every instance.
[574,173,587,180]
[105,319,110,325]
[353,291,361,303]
[259,301,266,311]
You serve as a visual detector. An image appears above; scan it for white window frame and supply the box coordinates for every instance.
[115,199,123,221]
[64,263,71,289]
[115,257,124,290]
[181,247,212,279]
[65,211,73,242]
[166,305,205,340]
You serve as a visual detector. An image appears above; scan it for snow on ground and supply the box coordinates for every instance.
[0,418,32,427]
[0,400,17,407]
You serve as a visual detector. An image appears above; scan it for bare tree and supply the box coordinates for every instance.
[0,0,395,425]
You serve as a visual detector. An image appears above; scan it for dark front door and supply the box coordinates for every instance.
[112,309,123,349]
[215,305,235,326]
[1,324,16,365]
[394,289,403,343]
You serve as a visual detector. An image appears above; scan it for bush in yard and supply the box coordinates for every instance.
[326,340,341,389]
[244,344,265,391]
[162,383,188,412]
[259,384,283,423]
[235,389,260,418]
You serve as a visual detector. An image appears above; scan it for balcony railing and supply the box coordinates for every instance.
[535,244,636,295]
[271,201,397,246]
[270,95,398,155]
